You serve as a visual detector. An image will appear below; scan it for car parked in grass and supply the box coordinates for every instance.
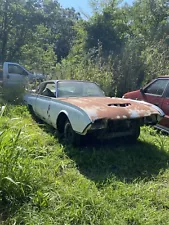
[24,80,164,145]
[123,76,169,132]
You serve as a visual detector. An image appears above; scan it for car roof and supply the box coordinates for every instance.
[44,80,93,82]
[40,80,96,84]
[157,75,169,78]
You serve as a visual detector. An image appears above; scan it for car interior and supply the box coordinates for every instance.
[41,88,56,97]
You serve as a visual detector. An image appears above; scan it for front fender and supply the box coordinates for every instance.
[49,99,93,134]
[58,108,92,134]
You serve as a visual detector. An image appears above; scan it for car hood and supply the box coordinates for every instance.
[59,97,164,121]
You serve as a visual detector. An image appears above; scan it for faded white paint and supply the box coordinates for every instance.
[128,110,139,118]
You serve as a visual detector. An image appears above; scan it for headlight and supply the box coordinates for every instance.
[91,119,107,130]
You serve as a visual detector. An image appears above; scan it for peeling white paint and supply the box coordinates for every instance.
[129,110,139,118]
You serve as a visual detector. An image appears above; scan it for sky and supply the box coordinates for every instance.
[59,0,134,16]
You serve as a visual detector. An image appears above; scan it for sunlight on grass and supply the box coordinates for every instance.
[1,104,169,224]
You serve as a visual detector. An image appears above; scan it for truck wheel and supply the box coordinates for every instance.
[64,120,82,146]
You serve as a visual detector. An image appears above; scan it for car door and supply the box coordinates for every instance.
[159,83,169,128]
[35,82,56,123]
[141,78,169,108]
[3,63,28,87]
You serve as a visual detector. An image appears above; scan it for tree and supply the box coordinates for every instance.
[42,0,81,61]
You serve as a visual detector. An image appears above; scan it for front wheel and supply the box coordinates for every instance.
[64,120,83,146]
[127,122,140,143]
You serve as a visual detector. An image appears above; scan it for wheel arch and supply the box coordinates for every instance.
[56,108,92,134]
[28,104,33,113]
[56,111,69,134]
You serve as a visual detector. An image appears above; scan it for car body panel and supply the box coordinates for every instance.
[24,93,92,133]
[123,76,169,129]
[60,97,164,121]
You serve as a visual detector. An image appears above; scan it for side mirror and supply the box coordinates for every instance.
[140,88,144,94]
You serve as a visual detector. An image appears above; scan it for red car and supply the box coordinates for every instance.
[123,76,169,132]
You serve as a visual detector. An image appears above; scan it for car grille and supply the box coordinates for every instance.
[107,119,132,132]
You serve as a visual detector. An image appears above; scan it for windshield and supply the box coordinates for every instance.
[57,81,105,97]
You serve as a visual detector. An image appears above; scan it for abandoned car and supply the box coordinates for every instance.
[24,80,164,144]
[123,76,169,133]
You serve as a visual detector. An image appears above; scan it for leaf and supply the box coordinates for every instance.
[3,177,18,186]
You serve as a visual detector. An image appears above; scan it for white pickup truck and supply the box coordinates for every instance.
[0,62,45,101]
[0,62,45,88]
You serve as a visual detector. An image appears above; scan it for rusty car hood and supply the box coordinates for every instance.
[58,97,164,121]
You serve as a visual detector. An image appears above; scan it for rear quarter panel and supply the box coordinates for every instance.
[23,93,38,111]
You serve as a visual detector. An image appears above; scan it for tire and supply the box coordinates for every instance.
[127,122,140,143]
[63,120,82,146]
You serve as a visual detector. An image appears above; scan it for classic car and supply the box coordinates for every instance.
[123,76,169,133]
[23,80,164,145]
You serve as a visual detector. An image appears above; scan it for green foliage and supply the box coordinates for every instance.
[141,40,169,82]
[20,25,57,75]
[1,0,169,95]
[42,0,80,61]
[0,104,55,215]
[1,105,169,224]
[1,1,169,222]
[61,0,169,96]
[0,0,79,75]
[55,45,113,96]
[0,128,31,203]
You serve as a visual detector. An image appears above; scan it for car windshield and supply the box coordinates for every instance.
[57,81,105,97]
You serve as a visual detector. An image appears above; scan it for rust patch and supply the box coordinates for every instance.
[58,97,162,121]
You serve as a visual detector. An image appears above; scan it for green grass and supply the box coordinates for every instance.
[1,104,169,224]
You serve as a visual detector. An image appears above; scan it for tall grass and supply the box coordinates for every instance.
[0,104,55,220]
[0,106,34,212]
[1,104,169,224]
[0,128,31,203]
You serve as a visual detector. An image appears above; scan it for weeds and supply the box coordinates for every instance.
[1,105,169,224]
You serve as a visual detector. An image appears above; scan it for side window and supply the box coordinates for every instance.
[164,84,169,98]
[8,64,28,76]
[144,79,169,96]
[36,83,45,94]
[40,83,56,97]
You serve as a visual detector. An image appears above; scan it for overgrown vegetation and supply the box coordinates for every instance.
[1,0,169,223]
[1,0,169,96]
[0,104,169,224]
